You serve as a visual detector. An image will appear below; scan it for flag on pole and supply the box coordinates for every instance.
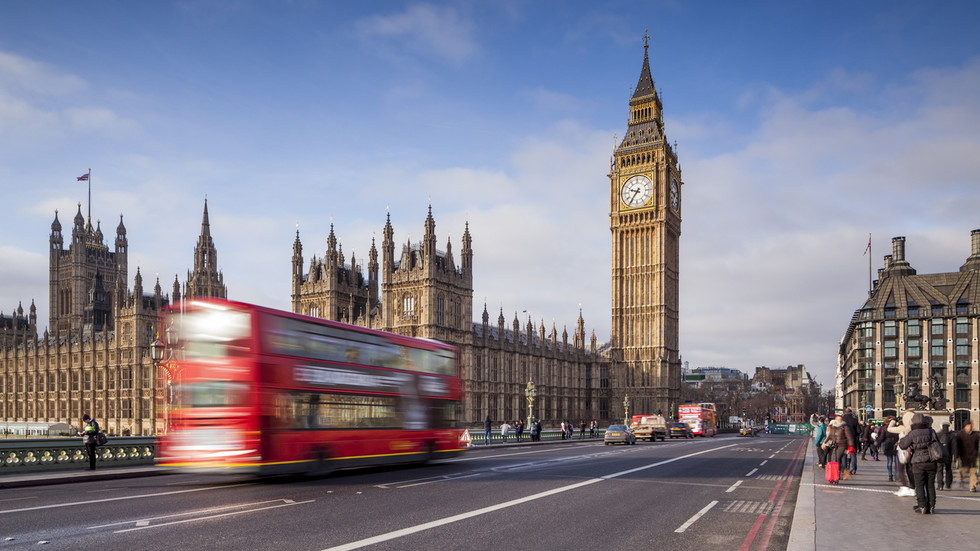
[77,172,90,181]
[863,234,871,256]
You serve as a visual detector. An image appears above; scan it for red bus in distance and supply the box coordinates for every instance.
[155,298,465,475]
[677,403,718,437]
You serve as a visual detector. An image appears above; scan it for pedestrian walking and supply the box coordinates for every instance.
[936,422,954,490]
[515,420,524,443]
[952,421,979,492]
[898,413,940,514]
[840,407,860,475]
[484,415,492,446]
[813,415,828,468]
[579,421,586,439]
[878,416,900,482]
[825,414,855,483]
[80,414,100,470]
[888,410,917,496]
[530,420,539,442]
[500,421,511,443]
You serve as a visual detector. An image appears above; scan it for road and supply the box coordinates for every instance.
[0,434,807,550]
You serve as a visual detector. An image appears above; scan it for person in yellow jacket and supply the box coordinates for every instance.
[80,414,100,470]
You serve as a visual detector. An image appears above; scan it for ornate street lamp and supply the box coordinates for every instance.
[524,380,536,424]
[150,319,181,435]
[623,393,631,425]
[893,374,904,413]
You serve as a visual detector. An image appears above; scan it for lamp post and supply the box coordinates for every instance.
[150,320,181,435]
[894,374,904,414]
[623,393,631,426]
[524,380,536,424]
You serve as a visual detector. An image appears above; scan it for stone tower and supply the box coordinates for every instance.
[381,207,473,344]
[184,199,227,300]
[291,223,379,324]
[48,205,128,335]
[608,34,682,418]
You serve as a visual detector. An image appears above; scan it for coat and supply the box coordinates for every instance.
[878,421,899,456]
[814,423,827,447]
[825,419,855,450]
[952,429,980,466]
[898,423,939,469]
[81,418,100,445]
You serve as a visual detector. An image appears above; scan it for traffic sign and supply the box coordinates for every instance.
[865,405,873,412]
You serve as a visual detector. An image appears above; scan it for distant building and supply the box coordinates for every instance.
[838,232,980,429]
[1,201,226,436]
[682,366,748,387]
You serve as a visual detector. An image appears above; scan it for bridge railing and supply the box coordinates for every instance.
[0,437,156,474]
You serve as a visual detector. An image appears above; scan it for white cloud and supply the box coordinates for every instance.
[355,4,479,64]
[0,51,86,96]
[676,57,980,386]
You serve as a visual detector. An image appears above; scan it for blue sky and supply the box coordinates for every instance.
[2,1,979,389]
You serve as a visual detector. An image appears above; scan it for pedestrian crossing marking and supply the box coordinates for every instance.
[723,500,774,515]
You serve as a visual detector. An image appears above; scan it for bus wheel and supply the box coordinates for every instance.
[309,449,333,478]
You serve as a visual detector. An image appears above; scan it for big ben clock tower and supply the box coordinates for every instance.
[609,34,682,419]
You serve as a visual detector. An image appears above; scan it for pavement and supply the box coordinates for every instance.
[788,439,980,550]
[0,465,172,489]
[6,435,979,550]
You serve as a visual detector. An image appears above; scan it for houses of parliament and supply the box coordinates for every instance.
[1,41,683,435]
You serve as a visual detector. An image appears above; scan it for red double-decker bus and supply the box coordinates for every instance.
[155,299,465,475]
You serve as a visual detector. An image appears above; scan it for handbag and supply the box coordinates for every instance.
[95,432,108,446]
[927,432,947,462]
[820,438,837,451]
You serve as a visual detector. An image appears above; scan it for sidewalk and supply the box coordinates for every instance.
[788,441,980,550]
[0,466,171,489]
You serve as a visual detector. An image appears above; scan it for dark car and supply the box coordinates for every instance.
[669,422,693,439]
[604,424,636,445]
[739,426,756,437]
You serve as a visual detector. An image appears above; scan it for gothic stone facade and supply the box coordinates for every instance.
[291,208,612,426]
[608,36,683,418]
[838,231,980,430]
[1,202,226,436]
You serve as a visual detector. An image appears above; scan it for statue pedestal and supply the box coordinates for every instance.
[910,409,951,428]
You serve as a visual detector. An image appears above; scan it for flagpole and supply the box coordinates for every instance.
[867,234,872,299]
[87,168,92,223]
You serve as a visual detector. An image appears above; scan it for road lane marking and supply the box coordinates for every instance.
[759,460,767,466]
[675,500,718,533]
[324,442,739,551]
[0,483,255,515]
[109,499,314,534]
[745,468,758,477]
[376,473,483,489]
[725,480,743,493]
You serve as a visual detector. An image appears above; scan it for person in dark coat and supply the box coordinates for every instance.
[840,408,860,474]
[80,414,100,470]
[952,421,979,491]
[936,422,954,490]
[483,415,492,446]
[878,417,900,482]
[898,413,939,514]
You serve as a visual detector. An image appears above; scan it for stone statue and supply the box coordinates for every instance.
[929,375,948,410]
[902,382,930,410]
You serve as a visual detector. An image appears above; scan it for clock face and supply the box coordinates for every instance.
[670,179,679,211]
[621,175,653,208]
